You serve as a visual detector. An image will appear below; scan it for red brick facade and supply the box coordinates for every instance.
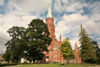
[43,5,81,63]
[44,17,63,63]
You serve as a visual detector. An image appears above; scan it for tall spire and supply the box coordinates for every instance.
[47,5,52,18]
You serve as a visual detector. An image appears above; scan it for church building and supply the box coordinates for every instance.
[43,5,82,63]
[43,5,63,63]
[20,5,82,64]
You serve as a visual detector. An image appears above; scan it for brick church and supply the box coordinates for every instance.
[43,5,82,63]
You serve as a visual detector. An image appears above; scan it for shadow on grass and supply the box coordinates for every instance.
[60,63,89,67]
[60,63,100,67]
[0,63,17,67]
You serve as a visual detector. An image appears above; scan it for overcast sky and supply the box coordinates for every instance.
[0,0,100,53]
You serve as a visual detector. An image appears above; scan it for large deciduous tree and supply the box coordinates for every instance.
[4,26,25,63]
[79,24,97,63]
[3,19,52,64]
[24,19,52,63]
[60,37,75,63]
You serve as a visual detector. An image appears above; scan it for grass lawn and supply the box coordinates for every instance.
[2,63,100,67]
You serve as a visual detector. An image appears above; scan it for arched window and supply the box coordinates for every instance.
[50,20,52,22]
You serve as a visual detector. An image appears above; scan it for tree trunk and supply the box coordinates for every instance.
[67,60,69,63]
[8,61,9,63]
[33,59,35,64]
[29,60,31,63]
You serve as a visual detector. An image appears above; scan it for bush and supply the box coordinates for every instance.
[97,59,100,64]
[61,63,64,65]
[36,60,40,64]
[23,61,28,64]
[53,61,57,64]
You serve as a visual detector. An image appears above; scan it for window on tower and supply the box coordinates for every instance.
[52,36,53,38]
[50,20,51,22]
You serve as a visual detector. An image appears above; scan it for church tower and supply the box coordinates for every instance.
[43,5,81,64]
[45,5,63,63]
[46,5,55,39]
[46,5,55,51]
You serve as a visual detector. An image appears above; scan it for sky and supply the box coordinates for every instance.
[0,0,100,53]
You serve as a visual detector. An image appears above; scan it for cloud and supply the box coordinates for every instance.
[0,0,4,6]
[0,46,6,53]
[54,0,88,13]
[0,28,10,53]
[66,1,85,12]
[0,0,53,53]
[0,9,37,53]
[0,11,37,28]
[8,0,52,13]
[70,37,80,50]
[83,20,99,34]
[54,0,64,13]
[22,16,37,21]
[63,14,88,23]
[55,14,88,37]
[90,14,100,22]
[88,1,100,14]
[0,0,100,53]
[87,2,100,22]
[55,13,100,50]
[62,0,69,5]
[97,38,100,40]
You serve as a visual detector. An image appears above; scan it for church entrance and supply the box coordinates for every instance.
[46,56,49,62]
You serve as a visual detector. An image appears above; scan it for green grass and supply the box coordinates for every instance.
[0,63,17,67]
[2,63,100,67]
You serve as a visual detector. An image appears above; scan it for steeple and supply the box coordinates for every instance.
[47,5,52,18]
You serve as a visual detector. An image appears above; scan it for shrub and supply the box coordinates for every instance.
[36,60,40,64]
[23,61,28,64]
[53,61,56,64]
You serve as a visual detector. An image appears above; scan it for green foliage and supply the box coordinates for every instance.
[21,19,52,63]
[2,49,11,63]
[4,19,52,64]
[60,37,75,62]
[91,40,100,64]
[29,57,33,63]
[23,61,28,64]
[53,61,57,64]
[36,60,40,63]
[79,24,97,63]
[4,26,26,63]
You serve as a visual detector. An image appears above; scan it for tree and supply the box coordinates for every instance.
[91,40,100,64]
[79,24,97,63]
[5,26,25,63]
[60,37,75,63]
[23,19,52,63]
[2,49,11,63]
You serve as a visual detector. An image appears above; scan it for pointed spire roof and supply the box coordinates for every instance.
[47,5,53,18]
